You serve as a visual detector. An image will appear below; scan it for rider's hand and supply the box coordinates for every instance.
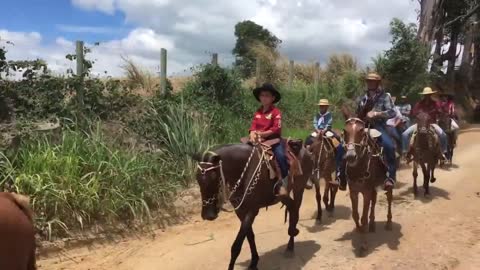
[367,111,376,119]
[249,132,257,142]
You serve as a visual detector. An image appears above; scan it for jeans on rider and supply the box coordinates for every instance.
[374,124,397,183]
[272,143,289,187]
[401,124,448,154]
[386,126,401,144]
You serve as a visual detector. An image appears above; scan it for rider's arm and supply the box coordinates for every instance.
[313,115,318,130]
[374,94,396,119]
[325,112,333,130]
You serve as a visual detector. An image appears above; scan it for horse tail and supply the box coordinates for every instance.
[9,193,34,222]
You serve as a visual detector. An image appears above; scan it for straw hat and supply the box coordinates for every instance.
[365,72,382,81]
[420,87,437,95]
[317,99,330,106]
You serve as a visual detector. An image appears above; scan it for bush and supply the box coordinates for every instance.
[0,122,178,239]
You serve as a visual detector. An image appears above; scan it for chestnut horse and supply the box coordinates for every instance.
[309,134,338,222]
[0,192,36,270]
[341,108,393,234]
[410,112,439,196]
[194,141,313,270]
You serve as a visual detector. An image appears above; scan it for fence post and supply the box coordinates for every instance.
[75,40,84,107]
[288,60,294,89]
[211,53,218,66]
[160,48,167,95]
[256,58,261,87]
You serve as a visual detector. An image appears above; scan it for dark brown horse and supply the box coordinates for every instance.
[194,141,313,270]
[437,113,456,164]
[309,134,338,222]
[341,108,393,235]
[0,192,36,270]
[411,112,439,196]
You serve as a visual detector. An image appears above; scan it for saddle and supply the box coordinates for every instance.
[240,137,304,183]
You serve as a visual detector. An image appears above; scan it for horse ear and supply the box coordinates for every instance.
[210,154,221,164]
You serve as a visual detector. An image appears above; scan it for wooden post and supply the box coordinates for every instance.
[256,58,261,87]
[288,60,294,89]
[211,53,218,66]
[75,41,84,106]
[160,48,167,95]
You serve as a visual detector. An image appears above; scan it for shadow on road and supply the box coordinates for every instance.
[335,221,403,258]
[397,186,450,203]
[238,240,321,270]
[299,205,351,233]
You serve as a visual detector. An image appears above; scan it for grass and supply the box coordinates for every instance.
[0,122,180,240]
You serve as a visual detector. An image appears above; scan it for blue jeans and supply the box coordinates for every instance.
[374,124,397,182]
[272,143,289,179]
[335,144,344,173]
[401,124,447,154]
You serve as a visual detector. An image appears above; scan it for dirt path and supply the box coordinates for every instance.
[39,130,480,270]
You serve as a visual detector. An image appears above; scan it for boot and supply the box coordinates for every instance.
[337,171,347,191]
[384,178,395,191]
[275,177,289,196]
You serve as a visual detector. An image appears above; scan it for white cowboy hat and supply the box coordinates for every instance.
[366,72,382,81]
[317,99,330,106]
[420,87,437,95]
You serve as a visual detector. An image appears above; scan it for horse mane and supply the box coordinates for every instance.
[8,193,34,222]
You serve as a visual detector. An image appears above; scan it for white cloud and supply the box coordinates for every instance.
[3,0,420,77]
[56,24,122,34]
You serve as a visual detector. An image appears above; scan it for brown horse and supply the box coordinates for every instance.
[0,192,36,270]
[411,112,439,196]
[341,109,393,234]
[194,141,313,270]
[309,134,338,222]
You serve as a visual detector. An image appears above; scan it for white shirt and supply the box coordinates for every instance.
[386,107,402,127]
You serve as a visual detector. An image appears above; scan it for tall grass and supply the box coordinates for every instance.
[0,123,178,239]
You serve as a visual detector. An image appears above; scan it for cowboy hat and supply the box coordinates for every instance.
[253,83,281,103]
[420,87,437,95]
[317,99,330,106]
[365,72,382,81]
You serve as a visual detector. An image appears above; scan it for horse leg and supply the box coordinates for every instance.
[420,163,429,196]
[360,191,371,234]
[314,179,322,223]
[229,211,257,270]
[322,181,329,213]
[350,191,361,230]
[246,226,259,270]
[329,179,338,215]
[286,188,305,253]
[413,161,418,196]
[385,189,393,231]
[430,162,437,183]
[369,189,377,232]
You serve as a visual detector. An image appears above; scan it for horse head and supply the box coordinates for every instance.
[193,152,223,221]
[343,118,368,167]
[416,111,431,134]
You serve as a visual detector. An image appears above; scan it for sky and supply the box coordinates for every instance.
[0,0,419,77]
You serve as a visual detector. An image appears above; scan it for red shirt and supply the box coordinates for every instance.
[249,106,282,139]
[412,99,444,123]
[442,100,455,117]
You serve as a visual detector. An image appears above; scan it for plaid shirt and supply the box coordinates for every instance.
[397,104,412,116]
[356,89,396,124]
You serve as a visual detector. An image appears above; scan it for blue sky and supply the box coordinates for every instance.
[1,0,131,44]
[0,0,418,76]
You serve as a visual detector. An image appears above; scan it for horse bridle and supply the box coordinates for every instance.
[344,118,377,182]
[197,161,227,207]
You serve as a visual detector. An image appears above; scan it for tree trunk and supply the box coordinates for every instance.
[418,0,438,43]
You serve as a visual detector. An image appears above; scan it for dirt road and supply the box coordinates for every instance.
[39,129,480,270]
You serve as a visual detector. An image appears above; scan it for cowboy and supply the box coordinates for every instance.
[339,72,397,191]
[401,87,448,159]
[396,95,412,128]
[386,96,404,146]
[440,92,460,130]
[305,99,344,186]
[249,83,289,196]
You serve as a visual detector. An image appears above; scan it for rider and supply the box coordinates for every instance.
[396,95,412,128]
[401,87,448,160]
[386,96,404,146]
[338,72,397,191]
[440,92,460,131]
[249,83,289,196]
[305,99,344,185]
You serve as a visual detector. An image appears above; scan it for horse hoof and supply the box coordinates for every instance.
[248,266,258,270]
[430,178,436,183]
[315,218,322,225]
[385,223,393,231]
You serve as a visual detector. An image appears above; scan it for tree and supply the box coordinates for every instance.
[374,19,431,97]
[232,20,281,78]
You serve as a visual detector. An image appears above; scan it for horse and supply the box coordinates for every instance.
[0,192,36,270]
[410,112,439,196]
[309,133,338,222]
[437,113,456,165]
[341,107,393,235]
[193,139,313,270]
